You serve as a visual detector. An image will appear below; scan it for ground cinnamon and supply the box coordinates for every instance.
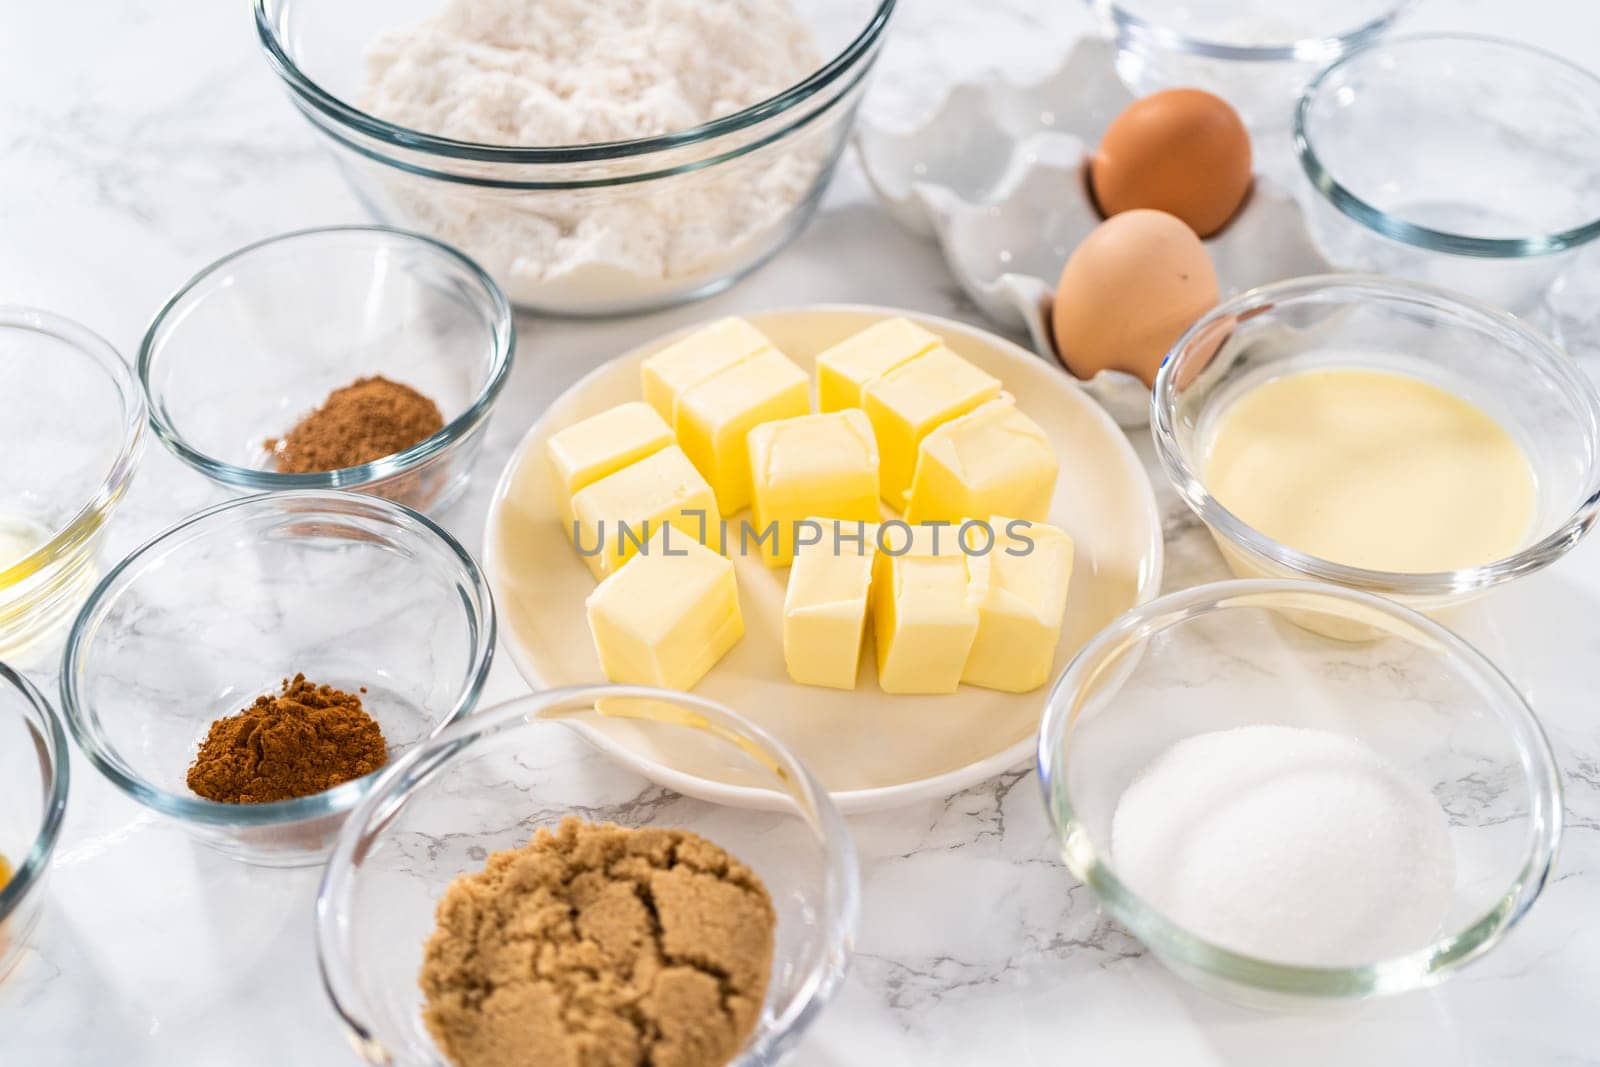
[267,375,444,474]
[187,674,389,804]
[420,818,776,1067]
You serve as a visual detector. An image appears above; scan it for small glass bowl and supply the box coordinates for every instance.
[0,308,145,659]
[317,686,858,1066]
[139,226,514,514]
[1297,35,1600,314]
[1039,579,1561,1005]
[254,0,895,316]
[1152,274,1600,626]
[1086,0,1411,127]
[61,490,495,867]
[0,663,70,980]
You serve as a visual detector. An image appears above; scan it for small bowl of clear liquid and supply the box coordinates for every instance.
[0,308,145,659]
[1296,34,1600,320]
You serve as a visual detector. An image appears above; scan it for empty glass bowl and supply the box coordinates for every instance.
[317,687,858,1066]
[0,663,69,980]
[1086,0,1411,127]
[0,308,145,658]
[1296,35,1600,314]
[254,0,895,315]
[1039,579,1561,1005]
[61,491,495,867]
[140,226,514,514]
[1152,275,1600,627]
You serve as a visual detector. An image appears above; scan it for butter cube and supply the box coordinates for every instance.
[872,523,979,694]
[546,402,675,525]
[963,518,1075,693]
[747,410,880,566]
[815,317,942,412]
[640,317,775,423]
[905,396,1059,525]
[783,520,877,689]
[570,445,721,580]
[862,347,1002,510]
[586,525,743,691]
[676,349,810,514]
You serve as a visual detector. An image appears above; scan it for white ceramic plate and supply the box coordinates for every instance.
[484,306,1164,813]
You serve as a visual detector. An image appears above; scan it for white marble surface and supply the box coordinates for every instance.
[4,0,1600,1063]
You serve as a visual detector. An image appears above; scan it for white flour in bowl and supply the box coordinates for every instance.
[366,0,821,146]
[361,0,826,310]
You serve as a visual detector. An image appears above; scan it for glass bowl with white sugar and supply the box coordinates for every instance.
[1038,579,1561,1006]
[255,0,895,316]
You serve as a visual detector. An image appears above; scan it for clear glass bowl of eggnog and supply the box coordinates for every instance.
[1152,274,1600,636]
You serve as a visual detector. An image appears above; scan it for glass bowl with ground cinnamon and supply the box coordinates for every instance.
[318,686,858,1067]
[61,490,495,867]
[138,226,514,514]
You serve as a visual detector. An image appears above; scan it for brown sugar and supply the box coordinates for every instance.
[266,375,444,474]
[186,674,388,804]
[420,817,777,1067]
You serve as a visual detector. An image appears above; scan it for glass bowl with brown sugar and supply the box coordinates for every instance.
[318,686,858,1067]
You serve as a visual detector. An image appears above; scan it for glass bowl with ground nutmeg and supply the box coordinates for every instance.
[139,226,514,514]
[61,490,495,867]
[317,686,859,1067]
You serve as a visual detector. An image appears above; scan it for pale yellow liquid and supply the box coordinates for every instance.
[0,514,51,576]
[1205,368,1536,574]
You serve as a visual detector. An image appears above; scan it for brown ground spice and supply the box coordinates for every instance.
[267,375,444,474]
[186,674,388,804]
[420,818,776,1067]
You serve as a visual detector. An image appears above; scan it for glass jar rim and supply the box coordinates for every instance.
[1089,0,1414,62]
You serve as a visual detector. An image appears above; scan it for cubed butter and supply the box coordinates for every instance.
[862,347,1002,510]
[872,523,980,694]
[783,520,877,689]
[815,317,942,412]
[569,445,721,580]
[639,317,775,423]
[676,349,810,514]
[904,396,1059,524]
[747,409,880,566]
[586,525,743,691]
[963,518,1075,693]
[546,402,675,525]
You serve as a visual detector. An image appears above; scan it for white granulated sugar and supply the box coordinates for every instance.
[362,0,824,307]
[1111,725,1454,967]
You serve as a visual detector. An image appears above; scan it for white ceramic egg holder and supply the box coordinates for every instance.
[856,37,1332,426]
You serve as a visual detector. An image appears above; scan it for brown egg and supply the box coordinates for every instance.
[1091,89,1253,238]
[1051,209,1219,388]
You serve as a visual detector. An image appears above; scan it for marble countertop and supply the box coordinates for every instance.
[4,0,1600,1063]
